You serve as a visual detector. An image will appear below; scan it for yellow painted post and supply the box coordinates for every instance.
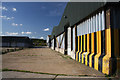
[102,28,111,74]
[76,36,80,61]
[85,34,90,65]
[79,36,82,62]
[94,31,101,70]
[89,33,94,67]
[82,35,86,63]
[102,9,112,75]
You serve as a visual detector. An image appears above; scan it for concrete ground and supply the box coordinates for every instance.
[2,47,106,78]
[2,71,119,80]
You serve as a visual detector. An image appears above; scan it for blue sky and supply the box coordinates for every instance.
[1,2,67,39]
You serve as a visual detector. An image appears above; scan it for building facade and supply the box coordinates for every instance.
[49,2,120,75]
[1,36,33,48]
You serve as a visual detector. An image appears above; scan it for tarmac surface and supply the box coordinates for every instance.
[2,47,106,78]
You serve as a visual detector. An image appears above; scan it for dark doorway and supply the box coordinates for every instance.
[64,23,70,55]
[64,26,68,55]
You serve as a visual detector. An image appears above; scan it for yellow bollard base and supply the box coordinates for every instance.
[102,56,112,75]
[102,57,120,76]
[75,51,79,61]
[85,52,90,66]
[89,53,94,67]
[94,57,99,71]
[82,52,88,64]
[94,54,101,71]
[82,53,84,64]
[79,51,82,63]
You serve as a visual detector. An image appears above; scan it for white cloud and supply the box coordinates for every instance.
[26,32,32,34]
[0,16,6,18]
[0,16,14,20]
[21,32,24,34]
[8,17,14,20]
[7,17,11,20]
[6,32,19,35]
[2,6,7,11]
[44,28,49,31]
[12,23,16,26]
[12,23,18,26]
[21,31,32,35]
[20,24,23,26]
[13,8,16,11]
[15,24,18,26]
[40,37,44,39]
[12,23,22,27]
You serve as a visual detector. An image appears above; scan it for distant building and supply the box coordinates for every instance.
[0,36,33,48]
[46,35,51,47]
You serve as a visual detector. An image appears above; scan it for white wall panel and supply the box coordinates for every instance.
[77,24,80,36]
[76,10,105,37]
[89,19,91,33]
[59,35,61,46]
[93,16,96,32]
[67,27,71,55]
[90,17,92,33]
[96,14,99,32]
[102,10,105,30]
[99,12,102,31]
[62,35,65,49]
[81,22,83,35]
[84,22,85,35]
[73,27,75,51]
[60,34,62,48]
[87,20,89,34]
[79,24,82,36]
[83,21,85,34]
[52,39,54,48]
[57,36,59,48]
[85,21,87,34]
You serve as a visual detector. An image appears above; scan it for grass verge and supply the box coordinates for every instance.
[2,68,98,77]
[2,47,24,54]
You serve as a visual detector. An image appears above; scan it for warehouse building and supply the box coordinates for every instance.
[1,36,33,48]
[50,2,120,75]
